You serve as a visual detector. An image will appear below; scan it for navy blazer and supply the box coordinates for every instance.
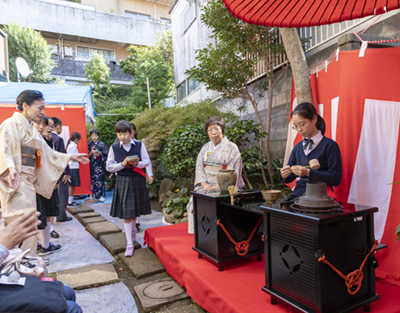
[52,132,70,175]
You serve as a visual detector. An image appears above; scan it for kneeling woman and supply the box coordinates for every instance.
[187,116,245,234]
[280,102,342,204]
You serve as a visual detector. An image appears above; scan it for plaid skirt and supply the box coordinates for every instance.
[70,169,81,187]
[110,175,151,219]
[44,189,60,217]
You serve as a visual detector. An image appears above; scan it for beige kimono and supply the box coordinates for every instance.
[0,112,70,216]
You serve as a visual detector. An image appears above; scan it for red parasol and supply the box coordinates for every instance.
[222,0,399,28]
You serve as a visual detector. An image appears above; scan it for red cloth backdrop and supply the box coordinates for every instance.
[0,104,91,195]
[285,46,400,286]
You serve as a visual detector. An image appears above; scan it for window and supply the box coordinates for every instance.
[188,78,200,94]
[177,81,187,103]
[76,46,115,60]
[125,11,151,21]
[159,18,171,24]
[182,2,197,33]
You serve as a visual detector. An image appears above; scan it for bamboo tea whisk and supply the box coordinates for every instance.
[228,185,236,205]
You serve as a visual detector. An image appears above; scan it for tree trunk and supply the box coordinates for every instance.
[280,28,313,105]
[265,77,274,182]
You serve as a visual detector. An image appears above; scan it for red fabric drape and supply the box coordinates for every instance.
[0,105,91,195]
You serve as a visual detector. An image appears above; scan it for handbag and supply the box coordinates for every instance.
[0,249,48,277]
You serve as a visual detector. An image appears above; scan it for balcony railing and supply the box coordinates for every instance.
[248,17,367,81]
[51,58,133,81]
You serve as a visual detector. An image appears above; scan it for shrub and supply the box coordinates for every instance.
[132,100,236,150]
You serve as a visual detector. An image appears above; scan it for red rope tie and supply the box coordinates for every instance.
[318,240,378,296]
[217,217,263,256]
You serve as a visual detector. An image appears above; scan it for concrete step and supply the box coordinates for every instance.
[67,205,95,215]
[77,212,101,221]
[81,216,107,226]
[57,263,119,290]
[118,247,165,279]
[99,232,141,255]
[87,221,122,239]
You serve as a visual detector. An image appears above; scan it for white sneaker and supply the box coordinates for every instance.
[98,196,105,202]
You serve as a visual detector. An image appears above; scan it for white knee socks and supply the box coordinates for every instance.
[40,224,51,249]
[124,222,133,246]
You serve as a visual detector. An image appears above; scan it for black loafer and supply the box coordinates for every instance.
[50,230,60,238]
[58,217,73,222]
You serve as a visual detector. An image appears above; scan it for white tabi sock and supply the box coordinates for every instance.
[40,224,51,249]
[124,222,133,246]
[68,196,73,204]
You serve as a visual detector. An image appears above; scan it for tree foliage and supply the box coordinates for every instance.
[132,100,236,150]
[120,30,174,110]
[3,22,55,83]
[84,51,110,88]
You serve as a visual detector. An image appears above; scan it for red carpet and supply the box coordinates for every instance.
[144,223,400,313]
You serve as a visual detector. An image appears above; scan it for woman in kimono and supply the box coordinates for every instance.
[0,90,89,254]
[187,116,244,233]
[88,129,108,202]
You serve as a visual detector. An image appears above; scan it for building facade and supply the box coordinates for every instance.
[0,0,172,85]
[0,29,8,82]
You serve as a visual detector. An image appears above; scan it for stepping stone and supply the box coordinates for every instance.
[87,221,122,239]
[134,278,190,312]
[67,206,94,215]
[77,212,101,221]
[81,216,107,226]
[119,247,165,279]
[156,304,206,313]
[57,264,119,290]
[99,232,141,255]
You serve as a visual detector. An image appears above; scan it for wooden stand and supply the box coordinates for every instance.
[192,191,264,271]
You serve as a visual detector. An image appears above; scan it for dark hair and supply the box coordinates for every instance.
[90,129,100,136]
[52,117,62,128]
[16,90,44,111]
[205,116,226,135]
[291,102,326,135]
[129,123,138,139]
[38,116,49,126]
[115,120,132,134]
[67,132,81,147]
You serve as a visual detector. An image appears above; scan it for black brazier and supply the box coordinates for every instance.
[191,190,264,271]
[260,203,380,313]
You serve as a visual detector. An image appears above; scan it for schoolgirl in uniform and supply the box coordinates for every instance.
[280,102,342,204]
[106,121,152,257]
[33,116,62,255]
[66,132,82,208]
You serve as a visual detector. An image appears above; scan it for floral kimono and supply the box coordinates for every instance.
[187,136,244,233]
[88,140,108,199]
[0,112,70,216]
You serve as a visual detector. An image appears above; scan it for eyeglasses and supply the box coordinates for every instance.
[292,120,310,131]
[207,126,222,133]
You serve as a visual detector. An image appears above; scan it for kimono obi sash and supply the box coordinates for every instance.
[21,146,41,168]
[203,163,226,186]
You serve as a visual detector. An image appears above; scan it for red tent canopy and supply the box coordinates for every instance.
[222,0,400,28]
